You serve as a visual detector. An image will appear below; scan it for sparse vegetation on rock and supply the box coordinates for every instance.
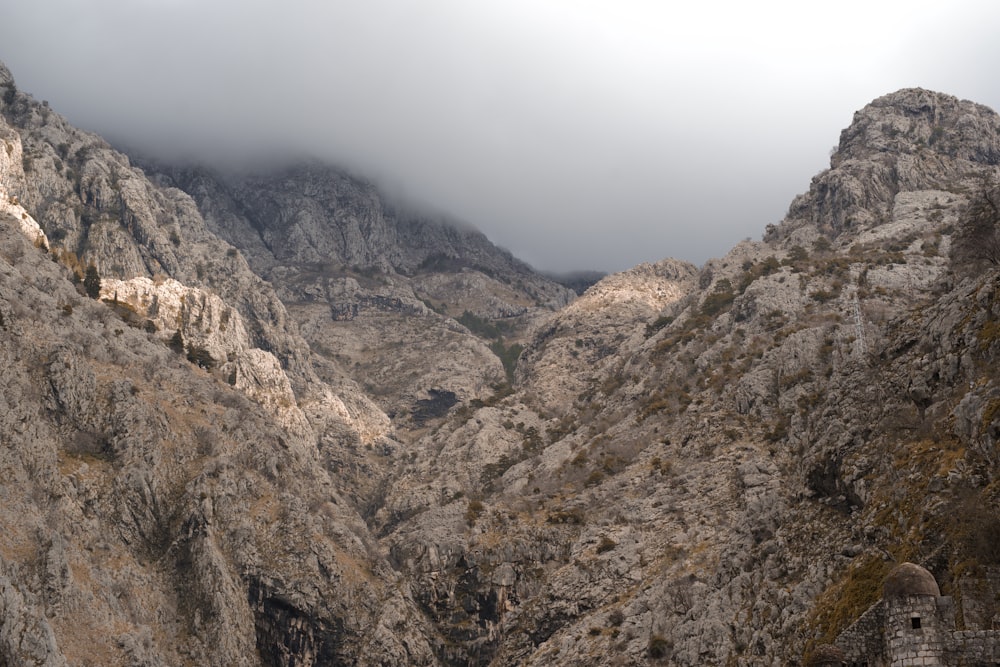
[82,262,100,298]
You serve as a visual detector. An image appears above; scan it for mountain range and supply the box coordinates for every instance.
[1,58,1000,666]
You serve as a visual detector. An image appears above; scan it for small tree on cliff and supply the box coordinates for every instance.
[83,264,101,299]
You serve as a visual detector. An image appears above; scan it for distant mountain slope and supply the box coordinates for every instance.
[153,163,575,421]
[160,162,571,303]
[541,269,608,296]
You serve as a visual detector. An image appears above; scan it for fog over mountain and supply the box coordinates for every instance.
[2,0,999,272]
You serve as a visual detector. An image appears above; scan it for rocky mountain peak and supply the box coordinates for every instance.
[835,87,1000,166]
[775,87,1000,242]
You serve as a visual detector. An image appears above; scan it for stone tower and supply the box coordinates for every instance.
[828,560,1000,666]
[883,562,951,666]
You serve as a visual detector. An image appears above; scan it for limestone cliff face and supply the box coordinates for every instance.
[3,62,1000,667]
[0,64,392,446]
[0,118,47,250]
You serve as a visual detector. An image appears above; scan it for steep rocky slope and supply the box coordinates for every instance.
[372,88,1000,666]
[3,55,1000,667]
[1,61,441,665]
[0,212,446,665]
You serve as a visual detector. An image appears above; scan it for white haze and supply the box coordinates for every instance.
[2,1,999,272]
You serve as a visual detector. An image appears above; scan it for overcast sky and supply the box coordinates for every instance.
[2,1,1000,272]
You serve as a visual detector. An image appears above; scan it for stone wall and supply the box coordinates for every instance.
[948,629,1000,665]
[956,567,1000,631]
[835,593,1000,666]
[886,596,951,666]
[836,600,887,666]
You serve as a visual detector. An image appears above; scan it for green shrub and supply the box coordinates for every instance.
[645,314,674,338]
[783,245,810,270]
[810,286,841,303]
[481,454,515,481]
[648,634,672,659]
[465,499,484,526]
[546,508,585,524]
[701,279,735,316]
[765,418,788,443]
[83,264,101,299]
[458,310,501,339]
[490,340,523,383]
[760,256,781,274]
[596,536,617,554]
[469,382,514,410]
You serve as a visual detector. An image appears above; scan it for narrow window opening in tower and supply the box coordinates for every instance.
[911,617,921,630]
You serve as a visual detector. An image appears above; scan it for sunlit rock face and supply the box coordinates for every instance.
[3,65,1000,667]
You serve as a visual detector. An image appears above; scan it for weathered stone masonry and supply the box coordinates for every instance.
[816,562,1000,667]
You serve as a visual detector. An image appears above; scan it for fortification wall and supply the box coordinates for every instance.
[836,600,886,666]
[947,629,1000,664]
[827,563,1000,666]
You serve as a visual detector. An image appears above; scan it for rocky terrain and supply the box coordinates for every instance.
[2,57,1000,666]
[154,163,574,421]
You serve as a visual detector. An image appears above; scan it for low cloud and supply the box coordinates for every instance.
[2,1,999,272]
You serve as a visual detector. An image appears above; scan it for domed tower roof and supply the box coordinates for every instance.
[883,562,940,598]
[805,644,847,666]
